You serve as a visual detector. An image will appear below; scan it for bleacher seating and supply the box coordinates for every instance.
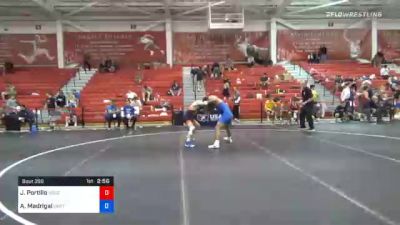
[0,68,75,109]
[299,62,395,97]
[80,68,183,123]
[205,65,301,119]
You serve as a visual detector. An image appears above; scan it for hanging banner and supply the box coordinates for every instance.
[173,31,269,64]
[378,30,400,62]
[0,34,57,66]
[277,29,371,61]
[64,32,166,66]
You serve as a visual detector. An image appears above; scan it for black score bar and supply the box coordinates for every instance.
[18,176,114,186]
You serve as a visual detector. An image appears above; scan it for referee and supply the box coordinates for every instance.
[299,82,315,131]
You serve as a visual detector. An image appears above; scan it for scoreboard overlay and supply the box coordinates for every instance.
[18,176,114,214]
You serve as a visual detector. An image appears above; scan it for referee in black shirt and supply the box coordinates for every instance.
[300,82,315,130]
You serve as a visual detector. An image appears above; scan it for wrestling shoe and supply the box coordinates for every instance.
[208,143,220,149]
[184,141,195,148]
[223,137,233,143]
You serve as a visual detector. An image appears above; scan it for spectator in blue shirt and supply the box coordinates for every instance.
[105,100,121,129]
[122,100,137,129]
[72,89,80,106]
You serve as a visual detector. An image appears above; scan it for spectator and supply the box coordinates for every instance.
[72,89,80,105]
[17,105,35,131]
[300,82,315,130]
[273,97,282,121]
[129,96,142,122]
[169,80,182,96]
[45,92,57,128]
[318,45,328,62]
[83,53,91,73]
[122,99,137,129]
[196,67,205,91]
[211,62,221,79]
[232,87,241,123]
[126,91,138,101]
[260,73,269,89]
[334,75,343,93]
[222,78,231,100]
[55,90,66,108]
[142,85,153,104]
[225,55,235,71]
[67,93,78,108]
[289,96,300,122]
[310,84,320,120]
[1,83,17,100]
[358,85,373,122]
[264,94,276,121]
[6,95,18,110]
[105,100,121,129]
[372,52,385,67]
[340,82,354,118]
[380,65,390,80]
[65,107,78,127]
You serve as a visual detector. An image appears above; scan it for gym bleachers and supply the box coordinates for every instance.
[205,66,301,119]
[299,62,390,96]
[0,68,75,109]
[80,68,183,123]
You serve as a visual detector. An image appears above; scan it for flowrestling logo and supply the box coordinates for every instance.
[326,11,383,18]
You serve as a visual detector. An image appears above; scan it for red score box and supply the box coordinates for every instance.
[99,186,114,200]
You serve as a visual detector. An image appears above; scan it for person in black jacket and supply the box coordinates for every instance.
[299,82,315,130]
[17,105,35,131]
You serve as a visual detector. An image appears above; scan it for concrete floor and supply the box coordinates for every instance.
[0,122,400,225]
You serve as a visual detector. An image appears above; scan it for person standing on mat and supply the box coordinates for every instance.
[204,95,233,149]
[299,82,315,131]
[183,100,207,148]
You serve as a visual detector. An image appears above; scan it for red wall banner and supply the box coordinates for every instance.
[0,34,57,65]
[173,32,269,64]
[277,29,371,61]
[64,32,166,66]
[378,30,400,62]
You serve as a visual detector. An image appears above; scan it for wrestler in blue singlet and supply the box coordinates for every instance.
[217,102,233,125]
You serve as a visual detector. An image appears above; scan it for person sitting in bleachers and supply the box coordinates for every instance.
[380,65,390,80]
[65,107,78,127]
[55,90,66,108]
[17,105,35,131]
[168,80,182,96]
[6,95,18,110]
[67,93,78,108]
[105,100,121,129]
[1,83,17,100]
[260,73,269,89]
[308,52,320,64]
[99,58,117,73]
[142,85,154,104]
[121,99,137,129]
[72,89,80,106]
[264,94,276,122]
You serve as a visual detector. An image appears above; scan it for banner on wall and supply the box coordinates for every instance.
[378,30,400,62]
[64,32,166,66]
[277,29,371,61]
[0,34,57,65]
[173,32,269,64]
